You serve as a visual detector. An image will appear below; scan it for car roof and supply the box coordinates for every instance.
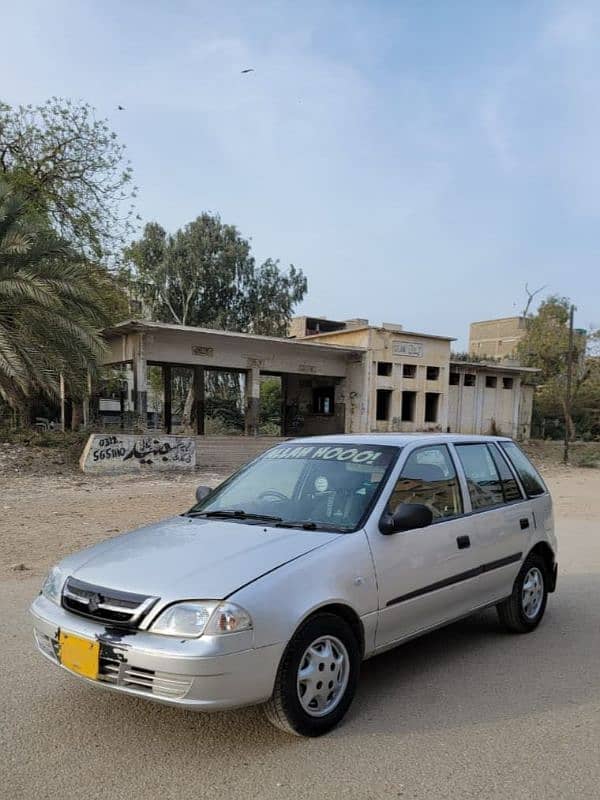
[286,433,513,447]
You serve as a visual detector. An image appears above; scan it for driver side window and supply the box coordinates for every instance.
[386,445,462,520]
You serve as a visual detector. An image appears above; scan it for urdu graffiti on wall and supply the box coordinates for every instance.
[80,434,196,473]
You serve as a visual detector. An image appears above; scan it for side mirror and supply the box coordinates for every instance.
[195,485,212,504]
[379,503,433,535]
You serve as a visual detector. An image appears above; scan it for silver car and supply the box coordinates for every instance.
[31,434,557,736]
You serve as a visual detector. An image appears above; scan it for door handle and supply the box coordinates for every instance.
[520,518,530,530]
[456,535,471,549]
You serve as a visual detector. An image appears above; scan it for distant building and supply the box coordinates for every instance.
[468,316,528,361]
[289,316,537,438]
[448,361,536,441]
[96,316,538,449]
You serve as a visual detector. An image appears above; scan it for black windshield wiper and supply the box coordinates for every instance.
[187,509,283,523]
[275,520,346,532]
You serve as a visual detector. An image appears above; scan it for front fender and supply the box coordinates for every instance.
[230,530,378,654]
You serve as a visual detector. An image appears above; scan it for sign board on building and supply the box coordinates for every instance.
[80,434,196,474]
[392,341,424,358]
[192,345,214,357]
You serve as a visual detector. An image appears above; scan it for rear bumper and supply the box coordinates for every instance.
[30,594,285,711]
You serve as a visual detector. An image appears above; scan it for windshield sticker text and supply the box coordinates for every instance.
[265,446,384,464]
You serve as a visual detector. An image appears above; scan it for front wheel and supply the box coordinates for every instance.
[264,613,361,736]
[496,553,548,633]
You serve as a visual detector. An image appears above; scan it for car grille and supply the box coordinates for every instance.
[61,576,158,628]
[99,648,192,700]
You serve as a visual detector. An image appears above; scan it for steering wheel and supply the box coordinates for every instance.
[258,489,288,502]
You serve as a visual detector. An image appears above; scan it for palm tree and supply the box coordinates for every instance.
[0,179,112,409]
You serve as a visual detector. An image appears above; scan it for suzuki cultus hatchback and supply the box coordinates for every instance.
[31,434,557,736]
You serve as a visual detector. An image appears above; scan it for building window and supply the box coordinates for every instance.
[377,361,393,377]
[502,377,514,390]
[424,393,439,423]
[449,372,460,386]
[376,389,392,421]
[401,390,416,422]
[426,366,440,381]
[403,364,416,378]
[485,376,497,389]
[464,373,476,387]
[312,387,335,415]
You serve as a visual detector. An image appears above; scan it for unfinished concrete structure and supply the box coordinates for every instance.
[290,320,453,434]
[448,361,536,440]
[100,320,362,438]
[468,316,528,361]
[98,318,538,464]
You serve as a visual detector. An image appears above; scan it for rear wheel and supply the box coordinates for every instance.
[264,613,361,736]
[496,553,548,633]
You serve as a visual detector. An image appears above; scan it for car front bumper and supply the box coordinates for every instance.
[30,594,285,711]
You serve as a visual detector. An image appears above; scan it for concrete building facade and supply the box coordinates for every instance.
[98,317,537,444]
[448,361,536,440]
[290,322,453,435]
[469,316,528,361]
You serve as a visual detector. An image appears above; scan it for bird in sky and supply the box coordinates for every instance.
[117,105,126,111]
[241,68,254,74]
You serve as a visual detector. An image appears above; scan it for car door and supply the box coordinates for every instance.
[367,443,481,649]
[452,442,529,605]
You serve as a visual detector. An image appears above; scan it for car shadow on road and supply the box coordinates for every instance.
[344,572,599,737]
[51,573,598,750]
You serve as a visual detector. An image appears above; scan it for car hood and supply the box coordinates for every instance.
[62,515,339,601]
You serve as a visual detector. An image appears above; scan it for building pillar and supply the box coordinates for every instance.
[281,374,288,436]
[511,376,522,439]
[438,367,449,432]
[192,366,205,435]
[474,373,486,434]
[163,365,172,434]
[244,367,260,436]
[132,334,147,422]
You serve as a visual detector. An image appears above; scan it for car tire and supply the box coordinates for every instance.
[264,612,361,736]
[496,553,548,633]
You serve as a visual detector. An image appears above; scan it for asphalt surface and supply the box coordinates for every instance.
[3,516,600,799]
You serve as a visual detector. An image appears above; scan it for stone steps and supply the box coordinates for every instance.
[194,435,288,471]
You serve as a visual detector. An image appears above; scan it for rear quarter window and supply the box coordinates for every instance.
[499,442,547,497]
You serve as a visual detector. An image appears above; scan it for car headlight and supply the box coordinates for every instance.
[41,566,64,605]
[150,601,252,638]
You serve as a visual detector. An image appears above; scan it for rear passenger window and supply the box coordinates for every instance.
[487,445,522,502]
[387,445,462,520]
[455,444,504,510]
[500,442,546,497]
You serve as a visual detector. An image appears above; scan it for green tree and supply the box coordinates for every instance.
[0,98,136,261]
[0,179,117,410]
[123,214,307,335]
[518,296,598,440]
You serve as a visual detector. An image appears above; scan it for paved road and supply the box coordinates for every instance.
[3,516,600,800]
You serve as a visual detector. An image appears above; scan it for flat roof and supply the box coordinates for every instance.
[450,360,539,374]
[101,319,366,354]
[299,325,455,342]
[470,316,525,326]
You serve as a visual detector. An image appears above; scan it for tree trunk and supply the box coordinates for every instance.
[71,402,84,431]
[561,398,575,441]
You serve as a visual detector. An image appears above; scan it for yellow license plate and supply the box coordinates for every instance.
[59,631,100,679]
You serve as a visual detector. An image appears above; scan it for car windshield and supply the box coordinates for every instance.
[186,443,399,532]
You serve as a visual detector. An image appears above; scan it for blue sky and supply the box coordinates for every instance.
[3,1,599,348]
